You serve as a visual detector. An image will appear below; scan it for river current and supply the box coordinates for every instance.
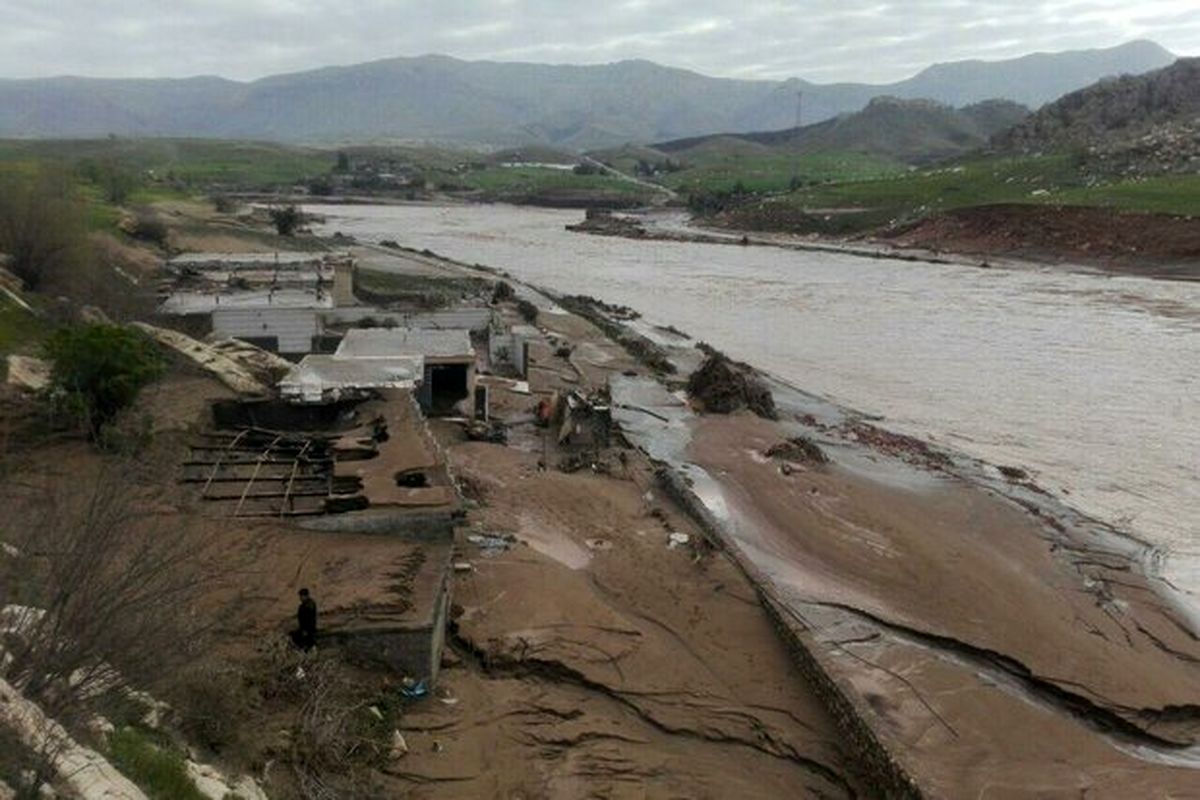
[308,202,1200,598]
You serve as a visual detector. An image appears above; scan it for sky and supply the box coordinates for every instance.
[2,0,1198,84]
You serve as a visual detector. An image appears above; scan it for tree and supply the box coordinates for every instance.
[269,205,303,237]
[0,168,90,291]
[335,151,351,173]
[43,323,164,435]
[79,158,139,205]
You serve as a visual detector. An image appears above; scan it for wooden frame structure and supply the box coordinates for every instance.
[182,428,334,517]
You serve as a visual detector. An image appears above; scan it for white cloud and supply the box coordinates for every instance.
[0,0,1195,82]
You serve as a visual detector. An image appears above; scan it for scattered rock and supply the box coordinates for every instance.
[667,532,691,549]
[389,731,409,760]
[5,355,51,392]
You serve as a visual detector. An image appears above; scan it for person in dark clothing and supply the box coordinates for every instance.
[291,588,318,651]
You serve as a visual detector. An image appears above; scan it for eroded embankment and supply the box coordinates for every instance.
[881,204,1200,281]
[581,298,1200,797]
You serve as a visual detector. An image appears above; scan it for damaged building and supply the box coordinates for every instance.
[281,327,478,415]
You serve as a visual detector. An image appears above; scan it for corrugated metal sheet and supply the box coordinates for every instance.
[212,308,321,354]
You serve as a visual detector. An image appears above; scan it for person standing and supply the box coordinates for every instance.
[293,588,318,651]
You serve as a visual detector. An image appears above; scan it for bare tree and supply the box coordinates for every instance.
[0,168,90,291]
[0,457,228,726]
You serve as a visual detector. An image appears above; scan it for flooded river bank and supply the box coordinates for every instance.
[309,202,1199,603]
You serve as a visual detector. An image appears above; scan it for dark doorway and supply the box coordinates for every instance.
[427,363,470,415]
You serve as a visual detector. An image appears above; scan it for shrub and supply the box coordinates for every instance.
[79,158,139,205]
[516,299,539,323]
[268,204,302,237]
[211,194,238,214]
[43,323,164,435]
[129,211,169,248]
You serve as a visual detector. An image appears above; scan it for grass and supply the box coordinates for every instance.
[742,153,1200,230]
[1050,173,1200,216]
[107,727,208,800]
[0,138,335,189]
[664,150,907,194]
[0,293,53,362]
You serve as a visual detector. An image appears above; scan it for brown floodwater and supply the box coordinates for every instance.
[308,202,1200,615]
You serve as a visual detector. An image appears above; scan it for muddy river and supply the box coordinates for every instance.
[309,202,1200,600]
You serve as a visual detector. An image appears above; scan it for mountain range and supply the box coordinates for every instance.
[0,40,1176,150]
[655,97,1031,164]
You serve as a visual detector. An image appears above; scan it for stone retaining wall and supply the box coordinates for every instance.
[656,467,923,799]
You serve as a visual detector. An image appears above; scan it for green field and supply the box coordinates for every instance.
[719,152,1200,233]
[0,138,335,189]
[664,150,908,194]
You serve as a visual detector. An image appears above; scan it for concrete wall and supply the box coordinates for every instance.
[328,567,453,683]
[212,308,321,355]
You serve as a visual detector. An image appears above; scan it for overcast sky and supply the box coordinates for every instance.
[2,0,1197,84]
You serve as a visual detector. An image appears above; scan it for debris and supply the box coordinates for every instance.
[764,436,829,465]
[667,532,691,549]
[389,730,409,760]
[368,706,384,721]
[842,421,952,469]
[687,350,776,419]
[453,562,474,573]
[132,322,269,395]
[401,679,429,699]
[466,533,514,556]
[465,419,507,443]
[555,389,611,447]
[585,538,613,551]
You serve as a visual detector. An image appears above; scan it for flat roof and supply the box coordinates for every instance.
[336,328,474,360]
[160,289,334,314]
[280,354,423,403]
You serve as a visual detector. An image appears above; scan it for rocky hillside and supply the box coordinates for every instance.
[657,97,1029,164]
[995,57,1200,174]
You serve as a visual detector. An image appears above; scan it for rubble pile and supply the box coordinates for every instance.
[687,351,776,419]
